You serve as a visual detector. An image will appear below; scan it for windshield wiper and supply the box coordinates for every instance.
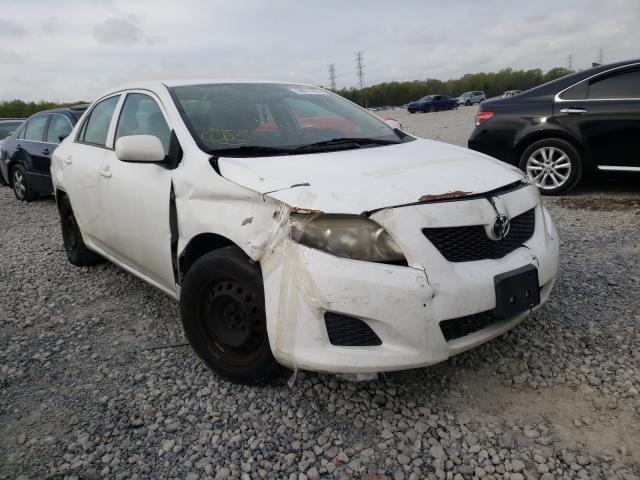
[210,145,296,157]
[296,137,400,150]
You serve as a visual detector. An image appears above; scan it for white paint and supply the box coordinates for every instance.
[51,79,560,375]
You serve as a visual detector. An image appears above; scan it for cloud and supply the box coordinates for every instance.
[0,50,22,64]
[0,20,27,37]
[93,17,142,46]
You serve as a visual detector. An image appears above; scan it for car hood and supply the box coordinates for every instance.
[217,139,525,213]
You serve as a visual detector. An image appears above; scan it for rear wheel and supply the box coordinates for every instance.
[180,247,279,384]
[423,105,431,113]
[59,196,103,266]
[0,168,7,186]
[465,100,471,106]
[11,165,38,202]
[519,138,582,195]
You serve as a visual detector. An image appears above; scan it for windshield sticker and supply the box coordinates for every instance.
[201,129,251,145]
[289,88,328,95]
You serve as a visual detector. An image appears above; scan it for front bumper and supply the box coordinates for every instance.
[262,185,559,373]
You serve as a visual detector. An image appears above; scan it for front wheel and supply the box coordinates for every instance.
[180,247,279,384]
[11,165,38,202]
[519,138,582,195]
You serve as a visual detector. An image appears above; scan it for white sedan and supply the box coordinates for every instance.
[51,80,559,384]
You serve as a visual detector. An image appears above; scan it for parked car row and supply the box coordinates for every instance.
[407,95,457,113]
[0,118,25,185]
[2,58,636,383]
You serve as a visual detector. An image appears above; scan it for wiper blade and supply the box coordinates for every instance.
[210,145,295,157]
[296,137,399,150]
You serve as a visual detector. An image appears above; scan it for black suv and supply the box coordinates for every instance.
[468,59,640,194]
[0,105,87,201]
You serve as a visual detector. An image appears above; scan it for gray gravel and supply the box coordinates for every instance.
[1,107,639,479]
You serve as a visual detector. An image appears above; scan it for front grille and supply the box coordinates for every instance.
[422,208,535,262]
[325,313,382,346]
[440,310,501,341]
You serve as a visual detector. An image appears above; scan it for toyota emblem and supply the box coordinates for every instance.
[489,214,511,241]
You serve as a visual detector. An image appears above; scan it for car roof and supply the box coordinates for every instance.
[0,118,25,122]
[98,79,318,96]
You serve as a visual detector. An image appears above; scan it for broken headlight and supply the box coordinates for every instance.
[289,214,405,263]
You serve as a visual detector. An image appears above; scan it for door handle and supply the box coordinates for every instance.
[42,149,51,156]
[560,107,587,114]
[98,167,112,178]
[16,144,22,151]
[63,155,72,165]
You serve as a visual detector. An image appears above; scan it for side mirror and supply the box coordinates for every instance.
[59,134,69,142]
[115,135,165,163]
[384,118,403,131]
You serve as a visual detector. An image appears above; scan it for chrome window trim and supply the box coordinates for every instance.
[554,62,640,102]
[597,165,640,172]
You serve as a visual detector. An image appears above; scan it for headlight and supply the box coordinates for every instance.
[289,214,405,263]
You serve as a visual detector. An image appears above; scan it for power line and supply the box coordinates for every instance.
[355,51,365,89]
[328,63,336,90]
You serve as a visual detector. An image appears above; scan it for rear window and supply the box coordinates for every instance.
[0,121,22,140]
[560,81,587,100]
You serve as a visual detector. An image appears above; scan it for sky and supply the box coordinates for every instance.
[1,0,639,102]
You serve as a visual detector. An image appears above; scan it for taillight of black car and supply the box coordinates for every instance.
[475,111,494,126]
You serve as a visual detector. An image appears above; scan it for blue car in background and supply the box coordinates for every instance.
[407,95,457,113]
[0,105,87,201]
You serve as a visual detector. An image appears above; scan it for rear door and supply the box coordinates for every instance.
[554,67,640,169]
[64,94,122,249]
[97,90,176,291]
[19,114,50,177]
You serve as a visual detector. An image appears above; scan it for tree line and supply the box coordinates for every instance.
[334,67,573,107]
[0,66,573,117]
[0,100,88,119]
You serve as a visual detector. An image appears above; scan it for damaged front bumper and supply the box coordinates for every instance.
[262,184,559,374]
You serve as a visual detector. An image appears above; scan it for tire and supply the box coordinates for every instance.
[180,247,279,384]
[59,196,103,266]
[519,138,582,195]
[408,110,415,114]
[11,165,38,202]
[465,100,471,106]
[447,103,454,110]
[0,167,7,186]
[423,106,431,113]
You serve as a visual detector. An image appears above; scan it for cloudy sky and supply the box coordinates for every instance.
[1,0,638,102]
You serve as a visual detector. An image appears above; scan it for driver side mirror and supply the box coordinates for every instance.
[384,118,403,131]
[115,135,165,163]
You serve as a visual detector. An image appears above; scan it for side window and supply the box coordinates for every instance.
[589,70,640,99]
[561,81,587,100]
[115,93,171,154]
[23,115,48,141]
[79,95,120,146]
[46,115,72,144]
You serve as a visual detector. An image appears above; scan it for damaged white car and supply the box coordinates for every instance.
[51,81,559,384]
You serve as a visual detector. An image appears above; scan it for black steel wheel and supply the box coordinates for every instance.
[180,247,278,384]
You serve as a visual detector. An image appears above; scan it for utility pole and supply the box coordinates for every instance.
[567,54,573,71]
[355,51,365,89]
[328,63,336,90]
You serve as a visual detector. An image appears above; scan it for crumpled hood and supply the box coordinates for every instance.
[217,138,524,213]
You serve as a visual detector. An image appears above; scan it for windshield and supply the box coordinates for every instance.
[460,92,472,97]
[170,83,406,156]
[0,121,22,140]
[419,96,433,101]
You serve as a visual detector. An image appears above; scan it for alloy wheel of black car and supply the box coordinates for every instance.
[519,138,582,195]
[11,165,37,202]
[180,247,279,384]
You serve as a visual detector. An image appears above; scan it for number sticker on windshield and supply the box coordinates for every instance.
[201,129,251,145]
[289,88,328,95]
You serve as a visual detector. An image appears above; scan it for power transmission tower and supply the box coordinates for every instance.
[355,51,365,89]
[598,48,604,64]
[328,63,336,90]
[567,54,573,71]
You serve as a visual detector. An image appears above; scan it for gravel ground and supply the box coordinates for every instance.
[1,107,639,480]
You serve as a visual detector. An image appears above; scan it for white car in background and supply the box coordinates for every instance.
[51,80,559,384]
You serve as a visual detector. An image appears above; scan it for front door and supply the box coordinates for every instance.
[97,91,176,291]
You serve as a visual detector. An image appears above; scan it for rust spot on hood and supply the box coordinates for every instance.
[291,207,323,215]
[419,190,473,202]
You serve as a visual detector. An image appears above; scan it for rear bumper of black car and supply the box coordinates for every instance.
[26,171,54,194]
[468,128,517,165]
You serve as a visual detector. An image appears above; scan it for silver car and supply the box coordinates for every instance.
[457,91,486,106]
